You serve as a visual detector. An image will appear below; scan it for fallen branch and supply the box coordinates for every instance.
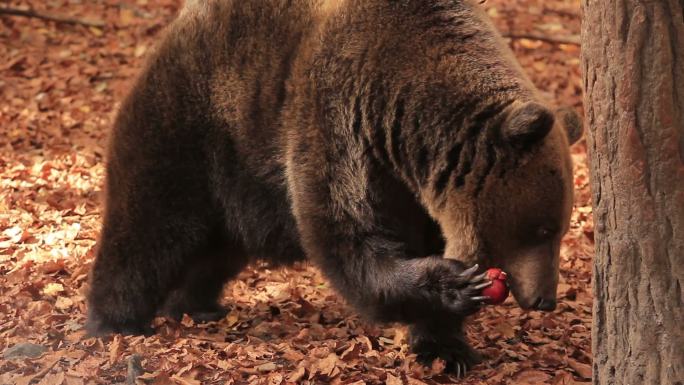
[0,7,104,28]
[503,33,581,46]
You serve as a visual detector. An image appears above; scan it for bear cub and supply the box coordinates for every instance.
[87,0,582,374]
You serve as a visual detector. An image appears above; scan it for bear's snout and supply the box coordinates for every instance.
[533,297,557,311]
[505,264,559,311]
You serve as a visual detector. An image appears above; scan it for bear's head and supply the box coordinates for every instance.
[435,101,583,311]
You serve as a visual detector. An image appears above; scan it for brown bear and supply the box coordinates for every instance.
[87,0,582,374]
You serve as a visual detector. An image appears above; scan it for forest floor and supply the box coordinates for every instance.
[0,1,593,384]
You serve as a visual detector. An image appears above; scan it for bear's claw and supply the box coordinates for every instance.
[470,271,490,283]
[458,263,480,279]
[470,295,491,302]
[454,361,466,378]
[466,269,492,299]
[440,263,494,314]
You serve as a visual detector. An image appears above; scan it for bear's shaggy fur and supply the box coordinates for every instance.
[87,0,581,372]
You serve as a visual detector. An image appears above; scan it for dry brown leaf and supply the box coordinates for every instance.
[36,372,65,385]
[175,362,194,377]
[42,282,65,296]
[287,366,306,382]
[257,362,278,373]
[119,8,136,26]
[224,311,240,327]
[314,353,340,378]
[109,334,123,365]
[150,372,173,385]
[430,357,446,375]
[13,375,35,385]
[64,375,85,385]
[55,296,74,310]
[495,320,516,339]
[515,369,553,384]
[170,374,201,385]
[407,377,428,385]
[386,373,403,385]
[567,358,592,379]
[552,371,584,385]
[340,342,363,362]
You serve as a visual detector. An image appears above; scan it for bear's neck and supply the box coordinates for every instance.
[310,0,541,201]
[358,79,526,203]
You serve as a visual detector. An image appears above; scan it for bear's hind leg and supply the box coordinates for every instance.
[86,204,219,336]
[162,238,249,323]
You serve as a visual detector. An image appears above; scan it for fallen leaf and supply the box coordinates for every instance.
[386,373,403,385]
[36,372,65,385]
[515,369,552,384]
[256,362,278,373]
[170,374,201,385]
[42,283,65,297]
[287,367,306,382]
[55,296,74,310]
[567,358,592,379]
[109,335,123,365]
[552,371,583,385]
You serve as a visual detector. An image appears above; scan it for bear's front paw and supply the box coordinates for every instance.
[411,332,482,377]
[436,263,492,316]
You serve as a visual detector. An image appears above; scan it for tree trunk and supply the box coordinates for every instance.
[581,1,684,384]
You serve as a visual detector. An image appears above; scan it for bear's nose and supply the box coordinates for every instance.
[534,297,557,311]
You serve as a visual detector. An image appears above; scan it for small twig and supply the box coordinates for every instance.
[28,357,61,384]
[503,33,581,46]
[0,7,105,28]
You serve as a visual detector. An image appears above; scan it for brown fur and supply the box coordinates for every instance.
[87,0,582,372]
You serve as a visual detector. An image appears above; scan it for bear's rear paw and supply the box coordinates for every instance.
[411,333,481,377]
[185,307,229,323]
[86,311,154,337]
[163,301,229,323]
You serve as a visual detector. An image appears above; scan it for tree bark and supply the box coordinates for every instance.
[582,1,684,385]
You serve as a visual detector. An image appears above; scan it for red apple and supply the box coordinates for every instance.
[482,268,509,304]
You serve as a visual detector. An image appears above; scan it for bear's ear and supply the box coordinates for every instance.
[555,106,583,145]
[501,101,554,147]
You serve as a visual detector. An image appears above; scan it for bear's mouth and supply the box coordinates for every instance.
[507,278,558,311]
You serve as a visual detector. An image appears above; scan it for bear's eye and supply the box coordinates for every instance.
[535,226,556,241]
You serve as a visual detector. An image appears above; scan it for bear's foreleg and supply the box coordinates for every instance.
[287,129,489,373]
[308,235,489,373]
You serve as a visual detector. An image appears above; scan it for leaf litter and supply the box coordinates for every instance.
[0,0,591,384]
